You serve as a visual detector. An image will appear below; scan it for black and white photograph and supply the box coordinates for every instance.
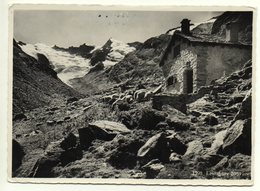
[10,5,254,184]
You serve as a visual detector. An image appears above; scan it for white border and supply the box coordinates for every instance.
[1,0,260,191]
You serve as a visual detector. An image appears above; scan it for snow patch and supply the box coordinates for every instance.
[191,18,217,30]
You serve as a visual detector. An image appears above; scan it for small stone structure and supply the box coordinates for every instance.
[160,19,252,94]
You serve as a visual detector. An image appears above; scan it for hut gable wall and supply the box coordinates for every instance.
[204,45,251,85]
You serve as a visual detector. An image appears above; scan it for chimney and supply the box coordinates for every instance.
[226,21,239,43]
[181,19,191,35]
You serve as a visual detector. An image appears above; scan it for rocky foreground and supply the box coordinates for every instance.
[13,59,252,179]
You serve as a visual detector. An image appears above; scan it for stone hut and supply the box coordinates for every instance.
[160,19,252,94]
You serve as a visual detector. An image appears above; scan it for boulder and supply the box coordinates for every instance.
[238,80,251,91]
[209,129,227,154]
[142,159,165,178]
[64,116,71,121]
[169,152,182,162]
[67,97,78,104]
[36,123,43,126]
[56,120,64,124]
[60,133,77,150]
[108,138,144,169]
[112,99,130,111]
[13,113,27,121]
[29,130,42,136]
[204,114,218,126]
[240,66,252,79]
[12,139,25,174]
[134,89,146,102]
[78,127,95,149]
[144,91,153,101]
[89,120,131,141]
[166,117,190,131]
[138,108,166,129]
[212,157,229,171]
[190,110,202,117]
[29,140,82,177]
[166,133,187,155]
[119,112,138,129]
[155,121,169,130]
[137,133,171,163]
[152,84,163,94]
[46,120,55,126]
[183,140,204,159]
[195,154,224,170]
[122,95,133,103]
[46,111,54,115]
[102,95,113,103]
[234,90,251,120]
[50,107,59,111]
[228,95,245,105]
[228,153,251,170]
[220,119,251,156]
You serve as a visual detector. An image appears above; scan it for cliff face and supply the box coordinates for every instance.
[13,39,82,115]
[211,11,253,44]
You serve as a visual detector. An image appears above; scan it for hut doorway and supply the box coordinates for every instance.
[183,64,193,94]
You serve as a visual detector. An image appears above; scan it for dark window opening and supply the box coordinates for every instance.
[174,45,180,58]
[167,76,174,86]
[167,76,177,87]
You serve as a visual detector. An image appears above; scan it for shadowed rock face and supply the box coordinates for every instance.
[211,11,253,44]
[13,39,82,115]
[36,53,57,79]
[29,137,83,178]
[221,119,251,156]
[12,139,25,175]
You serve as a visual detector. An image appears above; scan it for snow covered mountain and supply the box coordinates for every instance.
[103,38,136,67]
[19,39,135,86]
[19,43,90,86]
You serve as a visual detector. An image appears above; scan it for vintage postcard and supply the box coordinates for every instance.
[9,4,255,185]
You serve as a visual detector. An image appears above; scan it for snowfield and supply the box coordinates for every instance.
[19,39,135,86]
[20,43,90,86]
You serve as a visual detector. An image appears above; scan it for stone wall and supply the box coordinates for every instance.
[162,42,198,93]
[204,45,251,85]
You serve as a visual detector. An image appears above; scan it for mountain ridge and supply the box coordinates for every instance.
[13,39,82,115]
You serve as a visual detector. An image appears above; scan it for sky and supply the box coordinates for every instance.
[14,10,222,47]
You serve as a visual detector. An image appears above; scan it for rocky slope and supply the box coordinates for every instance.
[19,42,92,86]
[13,39,82,115]
[12,11,252,179]
[71,34,171,95]
[12,59,252,179]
